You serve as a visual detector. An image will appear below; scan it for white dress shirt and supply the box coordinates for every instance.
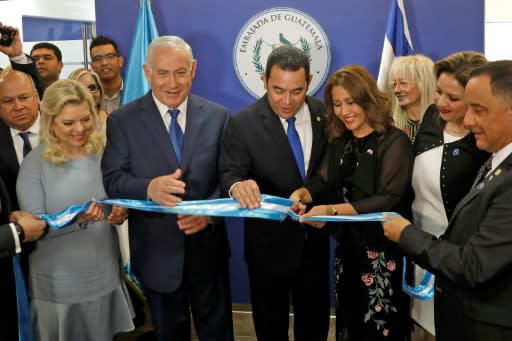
[279,102,313,175]
[152,94,188,133]
[11,114,41,165]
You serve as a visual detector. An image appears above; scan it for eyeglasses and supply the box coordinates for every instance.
[87,84,100,93]
[389,80,413,91]
[91,53,119,63]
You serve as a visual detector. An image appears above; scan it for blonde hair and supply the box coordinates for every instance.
[388,54,436,130]
[68,68,104,111]
[40,79,104,164]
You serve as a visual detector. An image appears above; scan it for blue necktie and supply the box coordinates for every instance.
[15,132,34,340]
[287,117,305,180]
[19,132,32,157]
[168,109,184,164]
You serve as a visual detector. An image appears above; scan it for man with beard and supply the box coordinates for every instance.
[90,35,124,113]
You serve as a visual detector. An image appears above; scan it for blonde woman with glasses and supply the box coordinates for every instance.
[388,55,436,142]
[68,68,108,125]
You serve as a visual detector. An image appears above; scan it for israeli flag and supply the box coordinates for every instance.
[377,0,414,91]
[120,0,159,105]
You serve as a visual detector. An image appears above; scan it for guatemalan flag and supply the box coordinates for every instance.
[120,0,159,105]
[376,0,414,91]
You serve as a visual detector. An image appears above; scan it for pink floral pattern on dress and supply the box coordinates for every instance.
[362,249,398,336]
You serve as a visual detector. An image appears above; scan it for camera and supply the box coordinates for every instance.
[0,28,15,47]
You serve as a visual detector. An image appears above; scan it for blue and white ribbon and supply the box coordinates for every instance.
[40,194,398,229]
[402,257,435,300]
[41,195,295,229]
[289,211,398,222]
[40,202,92,230]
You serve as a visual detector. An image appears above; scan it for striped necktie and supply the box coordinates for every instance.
[168,109,184,164]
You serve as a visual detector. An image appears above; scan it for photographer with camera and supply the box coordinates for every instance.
[0,23,44,98]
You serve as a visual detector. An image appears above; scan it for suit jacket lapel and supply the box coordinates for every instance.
[139,93,178,169]
[449,152,512,223]
[306,97,326,180]
[260,97,300,178]
[0,121,20,176]
[180,95,207,172]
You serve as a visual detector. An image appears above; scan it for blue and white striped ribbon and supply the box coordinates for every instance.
[402,257,435,300]
[40,194,398,229]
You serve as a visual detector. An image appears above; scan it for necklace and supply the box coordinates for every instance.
[444,123,470,137]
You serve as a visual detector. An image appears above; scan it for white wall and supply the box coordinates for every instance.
[20,0,95,22]
[0,0,95,69]
[485,0,512,60]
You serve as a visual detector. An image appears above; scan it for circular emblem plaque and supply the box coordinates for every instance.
[233,7,331,99]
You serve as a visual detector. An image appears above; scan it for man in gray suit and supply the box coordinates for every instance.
[382,60,512,340]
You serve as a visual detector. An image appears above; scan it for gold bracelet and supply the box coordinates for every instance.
[329,205,337,216]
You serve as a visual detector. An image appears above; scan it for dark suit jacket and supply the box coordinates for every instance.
[0,225,15,259]
[219,95,329,276]
[0,60,41,341]
[0,176,18,340]
[11,55,45,99]
[102,92,231,293]
[400,152,512,338]
[1,58,45,213]
[0,119,21,213]
[0,176,15,257]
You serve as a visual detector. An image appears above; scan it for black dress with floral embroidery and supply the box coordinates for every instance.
[307,127,413,341]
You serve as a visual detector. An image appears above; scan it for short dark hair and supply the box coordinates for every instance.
[90,35,120,55]
[265,45,310,82]
[469,60,512,104]
[30,42,62,62]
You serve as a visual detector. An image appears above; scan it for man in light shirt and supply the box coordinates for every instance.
[90,35,124,113]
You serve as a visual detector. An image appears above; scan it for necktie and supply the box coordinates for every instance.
[168,109,184,163]
[19,132,32,157]
[472,156,493,189]
[287,117,305,180]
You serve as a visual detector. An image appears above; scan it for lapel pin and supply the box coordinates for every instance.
[495,168,502,176]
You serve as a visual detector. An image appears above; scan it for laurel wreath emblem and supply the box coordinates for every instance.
[299,37,312,63]
[252,38,264,74]
[251,36,312,74]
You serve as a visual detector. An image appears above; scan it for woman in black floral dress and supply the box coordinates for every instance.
[291,65,413,340]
